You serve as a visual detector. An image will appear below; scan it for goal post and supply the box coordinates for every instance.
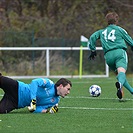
[0,47,109,79]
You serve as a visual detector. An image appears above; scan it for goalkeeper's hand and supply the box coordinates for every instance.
[88,51,97,60]
[28,99,36,112]
[47,104,58,114]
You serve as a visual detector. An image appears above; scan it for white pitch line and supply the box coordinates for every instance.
[0,95,133,101]
[65,96,133,101]
[0,94,132,111]
[59,106,133,111]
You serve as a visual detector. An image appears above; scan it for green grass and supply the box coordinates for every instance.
[0,77,133,133]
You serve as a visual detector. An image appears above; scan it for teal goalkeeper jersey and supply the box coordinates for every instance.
[18,78,60,113]
[89,24,133,54]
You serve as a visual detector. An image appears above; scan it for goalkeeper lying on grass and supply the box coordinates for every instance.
[0,73,72,114]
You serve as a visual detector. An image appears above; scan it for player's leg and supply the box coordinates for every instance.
[116,69,133,93]
[0,94,17,113]
[0,74,18,98]
[104,49,123,99]
[116,68,126,99]
[0,74,18,113]
[115,49,127,99]
[123,79,133,94]
[104,49,132,99]
[116,50,133,98]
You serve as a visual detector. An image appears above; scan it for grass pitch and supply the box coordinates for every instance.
[0,77,133,133]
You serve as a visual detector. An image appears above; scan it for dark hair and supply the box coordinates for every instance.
[105,12,119,25]
[55,78,72,87]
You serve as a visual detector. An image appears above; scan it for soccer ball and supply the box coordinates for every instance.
[89,85,101,97]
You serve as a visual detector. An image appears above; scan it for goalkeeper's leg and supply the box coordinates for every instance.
[0,94,17,113]
[0,74,18,113]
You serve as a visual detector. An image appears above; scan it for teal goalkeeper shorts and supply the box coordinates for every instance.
[104,49,128,71]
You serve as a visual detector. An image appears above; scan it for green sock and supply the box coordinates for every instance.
[117,72,133,94]
[123,78,133,94]
[117,72,126,86]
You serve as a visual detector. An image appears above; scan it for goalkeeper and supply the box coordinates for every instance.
[88,12,133,100]
[0,73,72,114]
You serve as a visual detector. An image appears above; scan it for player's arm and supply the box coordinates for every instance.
[27,80,39,112]
[30,78,53,99]
[119,27,133,49]
[88,30,100,60]
[28,79,46,112]
[89,30,101,50]
[123,34,133,51]
[28,78,54,112]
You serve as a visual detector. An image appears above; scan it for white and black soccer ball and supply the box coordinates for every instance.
[89,85,101,97]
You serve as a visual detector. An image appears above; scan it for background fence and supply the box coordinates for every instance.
[0,46,109,79]
[0,31,132,79]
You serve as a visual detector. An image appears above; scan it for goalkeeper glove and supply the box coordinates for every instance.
[28,99,36,112]
[47,104,58,114]
[88,51,97,60]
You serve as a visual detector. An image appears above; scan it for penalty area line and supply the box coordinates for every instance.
[59,106,133,111]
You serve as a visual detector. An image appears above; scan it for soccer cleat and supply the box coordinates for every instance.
[115,82,123,99]
[119,98,125,102]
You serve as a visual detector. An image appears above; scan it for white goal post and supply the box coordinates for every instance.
[0,47,109,79]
